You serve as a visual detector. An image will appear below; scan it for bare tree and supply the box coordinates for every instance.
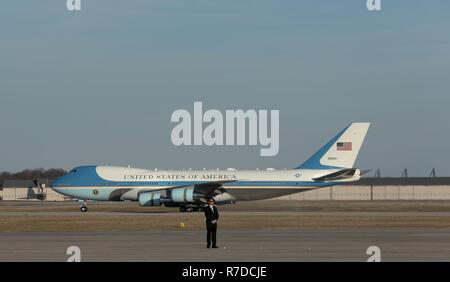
[0,168,66,181]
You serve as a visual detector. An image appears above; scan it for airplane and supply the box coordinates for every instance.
[50,123,370,212]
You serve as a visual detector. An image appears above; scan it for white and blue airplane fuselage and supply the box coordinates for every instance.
[51,123,370,212]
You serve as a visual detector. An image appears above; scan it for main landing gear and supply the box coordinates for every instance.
[179,205,204,213]
[80,201,88,212]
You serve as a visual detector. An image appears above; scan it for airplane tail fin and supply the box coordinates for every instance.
[296,123,370,169]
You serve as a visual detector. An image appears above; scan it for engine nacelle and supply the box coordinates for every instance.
[170,187,202,203]
[212,192,236,205]
[138,191,164,206]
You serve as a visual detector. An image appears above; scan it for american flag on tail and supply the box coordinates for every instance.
[337,142,352,151]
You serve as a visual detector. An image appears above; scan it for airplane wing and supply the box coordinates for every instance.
[312,168,357,182]
[183,180,237,194]
[120,180,237,202]
[167,180,238,203]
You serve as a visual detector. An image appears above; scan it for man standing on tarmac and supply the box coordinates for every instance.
[204,198,219,248]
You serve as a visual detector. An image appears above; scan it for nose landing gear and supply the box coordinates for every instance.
[80,201,88,212]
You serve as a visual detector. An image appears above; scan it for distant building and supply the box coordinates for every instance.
[349,177,450,186]
[279,177,450,201]
[0,179,66,201]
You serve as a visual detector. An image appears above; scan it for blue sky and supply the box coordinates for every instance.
[1,1,449,176]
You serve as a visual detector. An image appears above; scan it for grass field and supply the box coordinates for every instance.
[2,200,450,232]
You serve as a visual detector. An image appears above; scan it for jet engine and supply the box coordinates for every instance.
[170,187,203,203]
[138,191,168,206]
[212,192,236,205]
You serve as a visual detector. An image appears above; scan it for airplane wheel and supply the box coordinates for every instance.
[80,206,88,212]
[186,207,194,212]
[179,206,186,213]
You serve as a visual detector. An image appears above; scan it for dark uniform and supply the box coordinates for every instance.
[204,204,219,248]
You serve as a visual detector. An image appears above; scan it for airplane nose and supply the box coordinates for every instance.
[50,176,59,187]
[50,176,64,190]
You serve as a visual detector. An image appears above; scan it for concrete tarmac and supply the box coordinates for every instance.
[2,200,450,261]
[1,229,450,261]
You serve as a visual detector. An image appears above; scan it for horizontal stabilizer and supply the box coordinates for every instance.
[312,168,357,182]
